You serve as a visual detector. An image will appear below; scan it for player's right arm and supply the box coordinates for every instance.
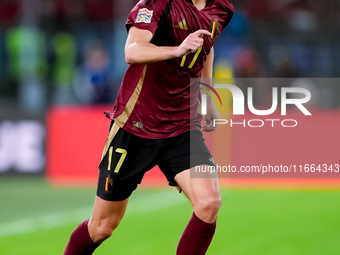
[125,26,211,65]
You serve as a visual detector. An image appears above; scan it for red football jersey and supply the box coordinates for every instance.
[105,0,233,139]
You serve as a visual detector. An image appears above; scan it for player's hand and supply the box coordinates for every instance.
[174,29,211,58]
[202,100,220,132]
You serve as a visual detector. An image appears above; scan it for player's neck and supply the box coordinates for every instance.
[192,0,207,10]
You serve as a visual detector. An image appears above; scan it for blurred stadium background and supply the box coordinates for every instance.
[0,0,340,254]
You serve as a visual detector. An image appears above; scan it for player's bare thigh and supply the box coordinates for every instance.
[88,196,129,243]
[174,166,221,224]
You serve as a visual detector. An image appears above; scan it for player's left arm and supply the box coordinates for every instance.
[201,47,220,132]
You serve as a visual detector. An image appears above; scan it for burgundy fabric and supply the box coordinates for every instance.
[176,212,216,255]
[105,0,234,139]
[64,219,99,255]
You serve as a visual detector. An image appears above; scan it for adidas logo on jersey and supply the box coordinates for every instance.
[175,19,188,30]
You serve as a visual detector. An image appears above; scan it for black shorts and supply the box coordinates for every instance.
[97,122,214,201]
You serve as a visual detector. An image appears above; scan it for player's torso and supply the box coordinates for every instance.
[111,0,233,139]
[153,0,221,74]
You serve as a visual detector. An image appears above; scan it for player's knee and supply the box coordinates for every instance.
[205,196,222,214]
[94,225,114,242]
[195,196,222,222]
[89,219,120,243]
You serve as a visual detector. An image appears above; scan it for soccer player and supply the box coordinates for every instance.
[63,0,233,254]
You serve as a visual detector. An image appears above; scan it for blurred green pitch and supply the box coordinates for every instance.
[0,177,339,255]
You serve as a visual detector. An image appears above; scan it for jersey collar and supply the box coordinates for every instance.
[186,0,213,7]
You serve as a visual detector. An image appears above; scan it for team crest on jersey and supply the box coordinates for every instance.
[135,8,153,23]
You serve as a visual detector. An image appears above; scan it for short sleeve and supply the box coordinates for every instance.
[126,0,172,35]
